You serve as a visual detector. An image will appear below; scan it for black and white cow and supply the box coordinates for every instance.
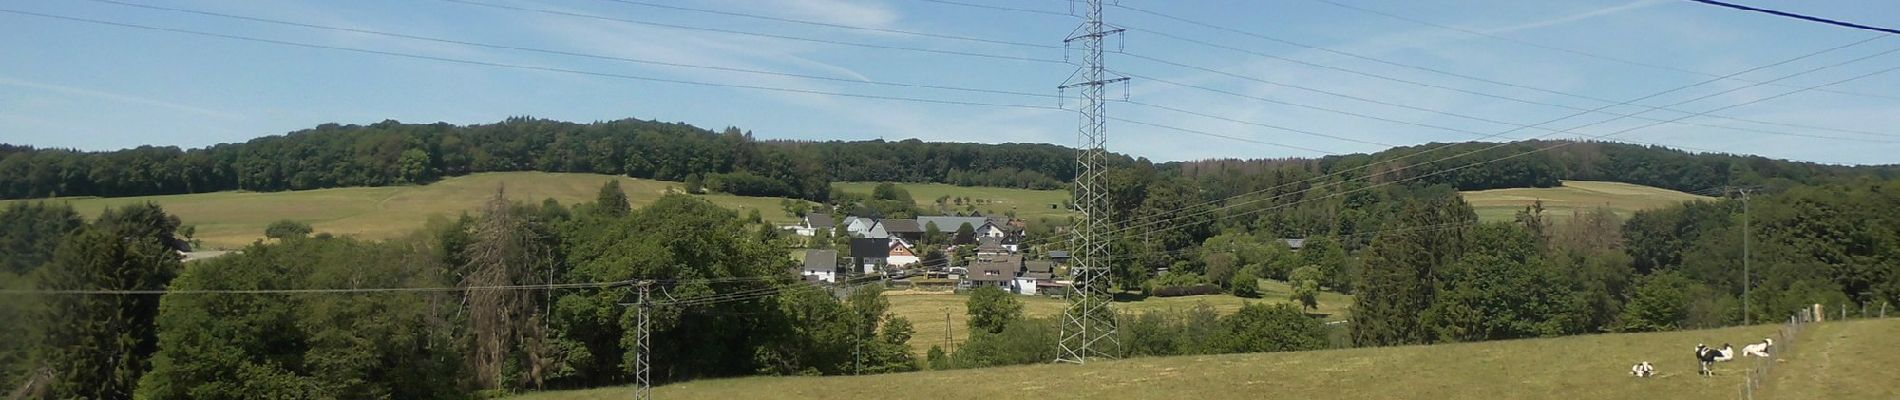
[1694,344,1721,376]
[1630,361,1655,377]
[1742,338,1773,357]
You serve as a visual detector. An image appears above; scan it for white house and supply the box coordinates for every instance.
[789,213,835,237]
[886,239,920,267]
[802,249,838,283]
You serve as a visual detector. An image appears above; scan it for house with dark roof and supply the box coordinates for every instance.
[802,249,839,283]
[880,218,923,242]
[790,213,835,237]
[1016,260,1057,295]
[965,255,1022,290]
[850,238,891,274]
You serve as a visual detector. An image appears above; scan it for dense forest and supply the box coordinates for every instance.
[0,117,1085,202]
[3,118,1892,204]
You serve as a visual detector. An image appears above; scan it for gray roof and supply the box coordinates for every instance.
[803,250,837,271]
[966,267,1019,282]
[976,237,1006,253]
[806,213,834,229]
[1025,260,1055,274]
[1281,238,1306,249]
[918,216,990,232]
[965,255,1022,281]
[881,218,922,234]
[1049,251,1070,259]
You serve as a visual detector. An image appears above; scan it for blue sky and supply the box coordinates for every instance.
[2,0,1897,164]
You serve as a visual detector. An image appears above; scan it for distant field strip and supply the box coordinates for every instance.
[5,172,807,249]
[1461,180,1714,222]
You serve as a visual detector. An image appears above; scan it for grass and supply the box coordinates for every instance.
[1764,318,1900,400]
[1460,180,1713,223]
[831,182,1073,222]
[511,319,1900,400]
[6,172,810,249]
[887,279,1352,356]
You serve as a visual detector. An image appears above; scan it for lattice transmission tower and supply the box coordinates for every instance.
[1057,0,1127,365]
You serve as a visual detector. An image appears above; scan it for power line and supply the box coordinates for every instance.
[435,0,1067,65]
[1683,0,1900,35]
[1105,115,1342,155]
[998,33,1892,254]
[1307,0,1900,103]
[0,10,1062,109]
[1111,2,1900,140]
[1114,28,1900,144]
[84,0,1058,99]
[908,0,1075,18]
[590,0,1060,49]
[1096,39,1900,245]
[1122,72,1730,153]
[2,280,635,296]
[7,6,1335,154]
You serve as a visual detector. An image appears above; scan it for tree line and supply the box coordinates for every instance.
[0,118,1093,202]
[10,117,1890,205]
[0,182,925,398]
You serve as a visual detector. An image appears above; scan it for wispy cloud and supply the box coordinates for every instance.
[0,76,243,121]
[1479,0,1669,35]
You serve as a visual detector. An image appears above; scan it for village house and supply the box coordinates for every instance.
[789,213,834,237]
[802,249,838,283]
[850,237,891,274]
[964,254,1023,290]
[1015,260,1056,295]
[887,239,920,267]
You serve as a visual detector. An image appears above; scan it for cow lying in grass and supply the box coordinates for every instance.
[1630,361,1655,377]
[1742,338,1773,357]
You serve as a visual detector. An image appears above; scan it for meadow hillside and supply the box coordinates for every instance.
[887,279,1353,355]
[3,172,803,249]
[510,319,1900,400]
[1460,180,1714,222]
[0,175,1081,250]
[831,182,1073,222]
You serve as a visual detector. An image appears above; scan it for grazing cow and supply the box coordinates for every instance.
[1694,344,1720,376]
[1742,338,1773,357]
[1630,361,1655,377]
[1712,344,1735,362]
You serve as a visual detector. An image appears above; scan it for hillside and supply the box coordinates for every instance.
[887,279,1353,355]
[1460,180,1714,222]
[4,172,805,249]
[510,319,1899,400]
[832,182,1073,222]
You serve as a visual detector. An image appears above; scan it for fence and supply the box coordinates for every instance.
[1736,301,1891,399]
[1736,307,1811,400]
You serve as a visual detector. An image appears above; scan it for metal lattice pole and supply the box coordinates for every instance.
[1057,0,1127,365]
[634,282,652,400]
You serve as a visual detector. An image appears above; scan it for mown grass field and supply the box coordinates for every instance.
[831,182,1072,222]
[887,279,1353,355]
[6,172,808,249]
[513,319,1900,400]
[1764,318,1900,400]
[1460,180,1712,222]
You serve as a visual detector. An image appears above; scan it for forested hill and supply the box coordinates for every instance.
[1170,140,1900,194]
[2,117,1893,201]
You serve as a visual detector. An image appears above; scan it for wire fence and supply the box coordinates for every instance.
[1737,301,1892,400]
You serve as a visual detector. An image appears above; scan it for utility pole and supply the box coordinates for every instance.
[946,307,957,352]
[1057,0,1127,365]
[1740,188,1751,325]
[632,281,652,400]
